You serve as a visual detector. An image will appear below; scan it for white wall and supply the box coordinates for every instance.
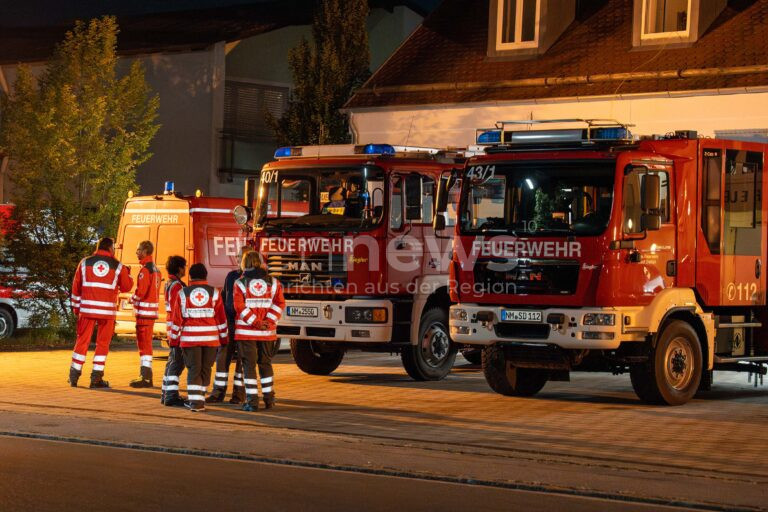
[350,88,768,147]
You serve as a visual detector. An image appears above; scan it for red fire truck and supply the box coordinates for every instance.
[114,184,244,337]
[234,144,464,380]
[435,119,768,405]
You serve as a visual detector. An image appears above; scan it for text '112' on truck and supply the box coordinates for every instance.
[434,119,768,405]
[234,144,470,380]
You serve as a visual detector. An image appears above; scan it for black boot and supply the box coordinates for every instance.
[164,395,186,407]
[242,399,259,412]
[68,367,81,387]
[130,366,153,388]
[229,386,245,405]
[206,388,225,403]
[263,396,275,410]
[89,371,110,389]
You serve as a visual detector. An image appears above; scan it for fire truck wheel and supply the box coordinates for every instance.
[290,339,344,375]
[481,344,548,396]
[402,307,457,381]
[630,320,702,406]
[0,308,14,340]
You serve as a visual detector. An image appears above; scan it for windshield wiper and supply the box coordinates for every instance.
[535,227,576,236]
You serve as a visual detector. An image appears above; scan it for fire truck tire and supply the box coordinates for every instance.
[481,345,548,397]
[630,320,702,406]
[402,307,457,381]
[461,348,482,365]
[290,339,344,375]
[0,308,14,340]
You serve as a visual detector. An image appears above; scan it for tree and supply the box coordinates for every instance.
[270,0,371,145]
[0,16,159,334]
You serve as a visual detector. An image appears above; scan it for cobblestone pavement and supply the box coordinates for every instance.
[1,346,767,510]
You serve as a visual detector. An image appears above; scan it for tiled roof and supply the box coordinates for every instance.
[347,0,768,109]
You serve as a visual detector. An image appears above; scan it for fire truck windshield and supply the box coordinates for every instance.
[459,161,615,236]
[256,166,386,230]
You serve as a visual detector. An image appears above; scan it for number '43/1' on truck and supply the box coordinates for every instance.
[435,119,768,405]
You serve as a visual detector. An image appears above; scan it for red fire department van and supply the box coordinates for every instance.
[234,144,465,380]
[435,119,768,405]
[0,203,31,339]
[114,184,244,337]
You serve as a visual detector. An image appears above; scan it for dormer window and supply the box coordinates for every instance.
[632,0,726,48]
[641,0,690,39]
[488,0,575,59]
[498,0,539,49]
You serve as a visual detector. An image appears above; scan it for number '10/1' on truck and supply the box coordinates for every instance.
[234,144,467,380]
[435,119,768,405]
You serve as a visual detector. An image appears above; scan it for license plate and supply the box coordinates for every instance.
[287,306,319,318]
[501,310,542,322]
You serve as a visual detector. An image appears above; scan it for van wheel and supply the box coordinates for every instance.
[0,308,15,340]
[630,320,702,406]
[482,345,548,397]
[290,339,344,375]
[402,307,457,381]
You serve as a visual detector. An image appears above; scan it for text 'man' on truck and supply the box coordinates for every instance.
[435,119,768,405]
[234,144,465,380]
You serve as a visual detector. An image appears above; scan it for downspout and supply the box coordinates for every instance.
[348,111,360,144]
[0,66,9,203]
[356,64,768,96]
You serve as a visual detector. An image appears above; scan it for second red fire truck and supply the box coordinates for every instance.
[436,119,768,405]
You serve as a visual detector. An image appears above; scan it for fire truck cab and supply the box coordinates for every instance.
[114,184,244,338]
[436,119,768,405]
[235,144,465,380]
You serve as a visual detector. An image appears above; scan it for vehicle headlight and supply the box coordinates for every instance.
[345,307,387,324]
[450,308,468,321]
[232,205,252,226]
[582,313,615,326]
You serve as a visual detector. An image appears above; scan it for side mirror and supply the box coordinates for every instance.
[433,214,446,231]
[642,173,660,211]
[641,213,661,231]
[405,174,422,221]
[372,205,383,219]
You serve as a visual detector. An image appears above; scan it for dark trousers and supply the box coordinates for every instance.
[182,346,218,406]
[238,340,279,406]
[212,321,244,397]
[161,346,185,403]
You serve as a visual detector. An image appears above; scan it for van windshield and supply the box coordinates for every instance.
[256,166,385,230]
[460,161,616,236]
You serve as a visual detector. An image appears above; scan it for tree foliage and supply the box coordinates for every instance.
[0,16,159,333]
[270,0,371,145]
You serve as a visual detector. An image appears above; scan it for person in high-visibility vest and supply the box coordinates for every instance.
[130,240,161,388]
[160,255,187,406]
[233,251,285,411]
[69,237,133,388]
[168,263,228,412]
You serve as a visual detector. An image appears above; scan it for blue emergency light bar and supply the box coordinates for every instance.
[274,147,303,158]
[475,119,633,146]
[164,181,175,195]
[355,144,396,155]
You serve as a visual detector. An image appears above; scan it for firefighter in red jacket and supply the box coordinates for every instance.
[233,251,285,411]
[130,240,161,388]
[69,237,133,388]
[168,263,228,412]
[160,255,187,406]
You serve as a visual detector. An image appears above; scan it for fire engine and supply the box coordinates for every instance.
[114,183,244,337]
[234,144,465,380]
[435,119,768,405]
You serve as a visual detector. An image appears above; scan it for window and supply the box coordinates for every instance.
[641,0,690,38]
[390,175,403,230]
[724,150,763,256]
[702,149,722,254]
[623,170,670,234]
[497,0,539,48]
[422,176,435,224]
[223,81,288,140]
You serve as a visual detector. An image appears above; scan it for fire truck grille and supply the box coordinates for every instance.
[267,253,347,287]
[474,259,579,295]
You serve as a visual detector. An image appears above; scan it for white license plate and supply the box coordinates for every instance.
[501,310,542,322]
[287,306,319,318]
